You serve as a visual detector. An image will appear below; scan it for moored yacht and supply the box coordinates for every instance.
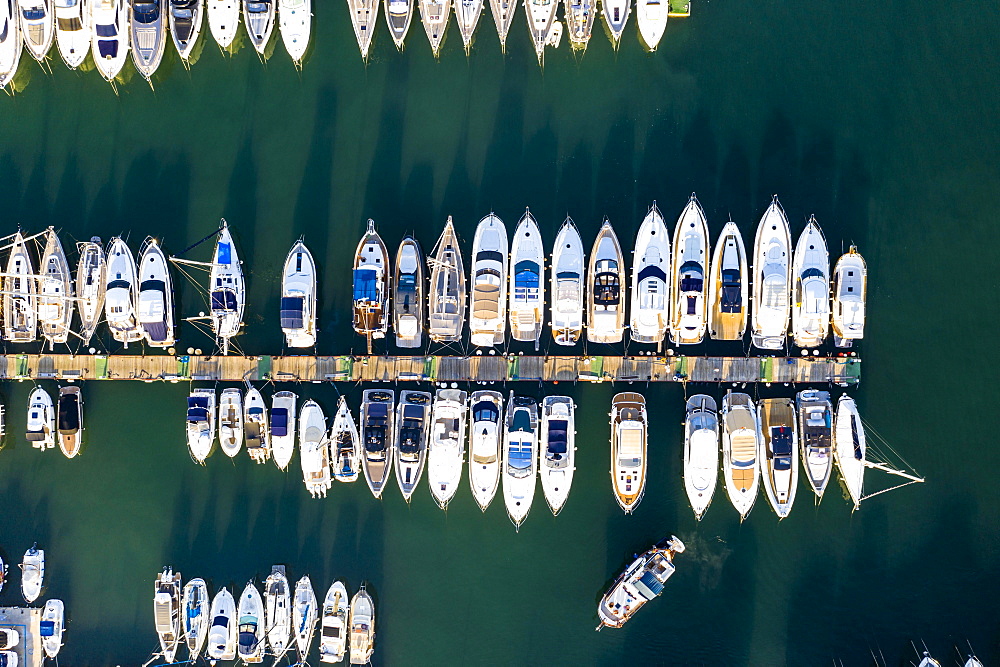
[563,0,595,51]
[105,236,142,345]
[244,386,270,463]
[206,587,237,661]
[630,204,671,345]
[361,389,394,498]
[791,216,830,348]
[19,0,55,61]
[41,598,64,659]
[428,216,466,343]
[469,213,508,347]
[751,196,792,350]
[550,217,585,345]
[468,390,502,511]
[319,581,348,663]
[394,390,431,502]
[37,227,74,348]
[331,396,361,483]
[20,544,44,603]
[131,0,167,80]
[292,576,317,664]
[182,577,210,660]
[596,536,684,629]
[525,0,557,64]
[509,210,545,347]
[168,0,202,61]
[137,237,175,347]
[90,0,129,81]
[539,395,575,515]
[153,567,182,663]
[758,397,798,518]
[393,236,425,348]
[26,386,55,450]
[348,585,375,665]
[453,0,480,54]
[668,195,710,345]
[264,566,291,658]
[210,220,245,355]
[278,0,310,66]
[280,239,317,348]
[610,392,646,513]
[352,220,390,354]
[831,246,866,347]
[186,388,216,463]
[75,239,106,345]
[270,390,297,470]
[708,220,749,340]
[418,0,448,57]
[503,393,538,530]
[796,389,833,499]
[635,0,666,50]
[600,0,628,49]
[489,0,514,51]
[0,0,22,90]
[218,387,243,457]
[383,0,412,49]
[426,388,467,509]
[721,392,760,520]
[587,219,626,344]
[54,0,90,69]
[207,0,238,48]
[683,394,719,521]
[348,0,376,59]
[237,581,265,663]
[243,0,274,54]
[834,394,865,510]
[3,231,37,344]
[57,385,83,458]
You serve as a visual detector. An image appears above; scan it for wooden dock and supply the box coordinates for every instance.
[0,353,861,385]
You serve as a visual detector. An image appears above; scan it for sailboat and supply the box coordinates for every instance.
[75,239,106,345]
[361,389,394,498]
[131,0,167,81]
[209,220,245,355]
[550,217,585,345]
[668,196,710,345]
[300,399,331,498]
[243,0,275,55]
[509,210,545,348]
[426,388,468,509]
[278,0,310,67]
[539,395,575,516]
[105,236,142,345]
[4,231,37,344]
[721,392,760,520]
[708,220,749,340]
[331,396,361,483]
[280,239,317,348]
[525,0,557,64]
[683,394,718,520]
[394,390,432,502]
[610,392,646,513]
[270,390,297,470]
[264,566,292,659]
[635,0,666,50]
[469,213,508,347]
[186,388,216,463]
[563,0,595,51]
[600,0,628,49]
[796,389,833,500]
[352,220,390,354]
[791,215,830,348]
[137,237,176,348]
[0,0,22,91]
[468,390,503,511]
[503,393,538,530]
[244,386,270,464]
[182,577,210,660]
[207,0,239,49]
[54,0,91,69]
[489,0,514,51]
[318,581,349,663]
[291,576,317,665]
[393,236,424,348]
[453,0,481,54]
[37,228,74,348]
[218,388,243,458]
[19,0,54,61]
[629,205,671,345]
[418,0,448,57]
[90,0,129,81]
[758,397,798,519]
[153,567,182,663]
[206,587,237,661]
[348,0,377,60]
[751,196,792,350]
[383,0,412,49]
[831,246,867,347]
[428,216,466,343]
[348,585,375,665]
[587,219,626,344]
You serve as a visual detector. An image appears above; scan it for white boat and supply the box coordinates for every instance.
[393,236,425,348]
[207,587,237,661]
[751,196,792,350]
[383,0,412,50]
[635,0,665,50]
[550,217,584,346]
[348,585,375,665]
[54,0,90,68]
[721,392,760,520]
[610,392,646,513]
[489,0,514,51]
[331,396,361,483]
[292,576,317,664]
[509,210,545,348]
[668,195,710,345]
[41,598,64,658]
[395,390,431,502]
[965,654,984,667]
[75,239,106,345]
[600,0,628,49]
[237,581,265,663]
[796,389,833,500]
[207,0,238,48]
[683,394,718,521]
[0,0,22,90]
[137,237,175,347]
[168,0,202,61]
[3,231,36,344]
[37,231,72,348]
[792,216,830,348]
[90,0,129,81]
[244,386,270,464]
[596,536,684,629]
[587,219,626,344]
[562,0,594,51]
[186,388,216,463]
[758,397,798,519]
[270,390,296,470]
[454,0,481,54]
[300,399,331,498]
[218,387,244,458]
[539,395,574,516]
[210,220,245,355]
[918,652,942,667]
[181,577,210,660]
[243,0,274,54]
[57,386,83,459]
[26,386,55,450]
[834,394,866,510]
[469,214,508,347]
[318,581,348,663]
[352,220,390,354]
[361,389,394,498]
[708,220,749,341]
[153,567,181,663]
[428,217,466,343]
[280,239,317,348]
[427,388,468,509]
[265,566,291,658]
[105,236,142,345]
[629,205,671,345]
[348,0,377,59]
[524,0,556,64]
[418,0,448,57]
[468,390,502,511]
[131,0,167,80]
[278,0,309,66]
[19,0,54,61]
[503,394,538,530]
[20,544,44,603]
[831,246,866,348]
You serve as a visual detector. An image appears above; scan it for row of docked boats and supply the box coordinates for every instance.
[23,384,83,457]
[0,543,65,658]
[153,565,374,664]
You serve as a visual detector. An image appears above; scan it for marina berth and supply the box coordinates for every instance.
[237,581,265,663]
[394,389,431,502]
[209,220,245,355]
[751,196,792,350]
[186,387,216,463]
[563,0,595,51]
[319,580,349,663]
[469,213,508,347]
[4,231,37,344]
[384,0,413,50]
[361,389,395,498]
[635,0,666,51]
[169,0,203,63]
[137,237,176,347]
[20,544,44,603]
[280,239,318,348]
[218,388,244,457]
[348,585,375,665]
[153,567,182,663]
[182,577,210,660]
[207,587,238,661]
[26,385,56,450]
[468,390,502,511]
[57,385,83,458]
[683,394,719,521]
[791,215,830,348]
[708,220,749,341]
[264,565,292,658]
[796,389,833,499]
[54,0,90,69]
[19,0,55,61]
[600,0,629,49]
[75,239,106,345]
[525,0,557,64]
[503,393,539,530]
[278,0,310,67]
[105,236,142,345]
[41,598,64,658]
[427,216,467,344]
[90,0,129,81]
[831,246,867,347]
[587,219,626,344]
[37,227,74,348]
[721,392,760,520]
[427,388,468,509]
[292,576,318,664]
[539,395,575,516]
[488,0,514,52]
[834,394,865,509]
[243,0,275,55]
[130,0,168,81]
[418,0,448,57]
[207,0,239,49]
[550,217,585,346]
[0,0,22,90]
[453,0,482,54]
[299,399,332,498]
[348,0,377,60]
[352,219,390,354]
[668,195,710,345]
[610,392,647,513]
[270,390,297,470]
[509,210,545,348]
[243,386,271,463]
[331,396,361,483]
[596,536,684,629]
[393,236,426,348]
[758,397,798,519]
[630,204,671,345]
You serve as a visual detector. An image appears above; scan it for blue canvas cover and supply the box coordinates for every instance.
[40,620,55,637]
[280,296,305,329]
[217,242,232,266]
[547,420,568,454]
[271,408,289,437]
[635,570,665,598]
[637,265,667,282]
[353,269,378,302]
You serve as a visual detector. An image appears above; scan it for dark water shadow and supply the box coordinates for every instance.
[481,78,525,217]
[595,114,635,224]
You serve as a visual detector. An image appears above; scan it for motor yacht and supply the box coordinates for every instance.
[539,395,575,515]
[0,0,22,91]
[394,390,431,502]
[244,386,270,463]
[427,388,467,509]
[428,216,466,343]
[3,231,37,344]
[630,204,671,345]
[352,220,390,354]
[41,598,64,659]
[831,246,866,347]
[796,389,833,499]
[207,0,238,48]
[721,392,760,520]
[243,0,274,54]
[26,386,55,450]
[186,388,215,463]
[525,0,556,64]
[19,0,54,61]
[265,566,291,658]
[468,390,502,511]
[600,0,628,49]
[668,195,710,345]
[758,397,798,518]
[635,0,665,50]
[278,0,309,66]
[270,390,297,470]
[393,236,425,348]
[137,237,175,347]
[596,536,684,629]
[182,577,209,660]
[218,387,243,457]
[210,220,245,355]
[331,396,361,483]
[292,576,317,664]
[20,544,44,604]
[708,220,748,340]
[587,219,626,344]
[280,239,317,348]
[349,0,376,59]
[105,236,142,345]
[130,0,167,80]
[683,394,718,520]
[75,239,106,345]
[610,392,646,513]
[54,0,90,69]
[57,385,83,458]
[791,216,830,348]
[418,0,447,57]
[168,0,202,61]
[550,217,584,345]
[383,0,412,49]
[91,0,129,81]
[348,585,375,665]
[153,567,181,662]
[509,210,545,347]
[361,389,394,498]
[751,196,792,350]
[503,394,538,530]
[319,581,348,663]
[563,0,595,51]
[300,399,332,498]
[453,0,480,54]
[237,581,265,663]
[37,228,73,348]
[469,213,508,347]
[206,587,237,661]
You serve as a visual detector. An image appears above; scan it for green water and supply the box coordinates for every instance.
[1,1,999,664]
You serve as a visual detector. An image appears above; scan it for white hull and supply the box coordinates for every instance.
[131,0,166,79]
[791,217,830,348]
[349,0,378,59]
[55,0,90,69]
[834,394,865,509]
[611,392,646,513]
[41,598,64,658]
[348,587,374,665]
[218,387,244,457]
[206,587,237,661]
[393,237,424,348]
[684,394,718,520]
[563,0,594,50]
[394,390,431,502]
[331,397,361,482]
[427,388,467,508]
[418,0,448,57]
[361,389,394,498]
[488,0,514,51]
[383,0,412,49]
[299,399,331,498]
[270,390,297,470]
[524,0,556,63]
[468,390,502,511]
[292,576,318,663]
[210,220,245,355]
[797,389,833,499]
[137,237,175,347]
[550,218,584,345]
[352,221,390,350]
[600,0,628,48]
[587,219,626,344]
[182,578,210,659]
[668,196,709,345]
[237,582,265,663]
[635,0,666,50]
[105,236,142,344]
[319,581,348,663]
[758,398,798,518]
[20,546,44,603]
[0,0,24,89]
[831,247,866,346]
[721,392,760,520]
[469,213,508,347]
[708,220,749,340]
[20,0,55,61]
[281,239,317,348]
[539,396,574,515]
[91,0,129,81]
[427,217,466,343]
[503,394,538,529]
[243,0,274,54]
[509,210,545,345]
[153,568,181,662]
[186,388,216,463]
[75,240,106,344]
[26,386,55,450]
[169,0,203,61]
[37,228,74,348]
[751,196,792,349]
[207,0,238,48]
[4,232,36,343]
[244,387,271,463]
[630,204,671,344]
[278,0,310,65]
[264,568,292,656]
[453,0,481,53]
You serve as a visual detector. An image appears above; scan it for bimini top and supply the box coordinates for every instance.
[270,408,289,437]
[618,426,643,466]
[398,405,425,455]
[546,420,568,455]
[771,426,793,470]
[720,269,742,313]
[212,290,238,311]
[353,269,377,302]
[365,403,388,453]
[187,397,209,422]
[58,394,80,433]
[280,296,305,329]
[634,569,668,599]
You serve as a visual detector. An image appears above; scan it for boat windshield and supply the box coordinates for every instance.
[593,273,620,305]
[212,290,238,312]
[472,401,499,422]
[132,2,160,22]
[58,394,79,432]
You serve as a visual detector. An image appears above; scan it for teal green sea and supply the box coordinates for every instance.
[1,1,999,664]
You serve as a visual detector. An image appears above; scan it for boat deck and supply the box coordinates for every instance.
[0,606,43,667]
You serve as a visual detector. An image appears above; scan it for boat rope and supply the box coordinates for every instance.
[860,478,922,501]
[858,416,923,480]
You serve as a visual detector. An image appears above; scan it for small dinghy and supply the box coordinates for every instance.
[137,237,175,348]
[270,390,297,470]
[19,0,55,62]
[206,587,237,661]
[169,0,204,62]
[182,577,210,659]
[426,388,468,509]
[131,0,167,81]
[393,236,425,348]
[186,388,216,464]
[683,394,719,521]
[280,239,317,348]
[348,585,375,665]
[629,204,671,346]
[105,236,142,346]
[3,231,37,344]
[243,0,275,55]
[318,581,348,663]
[218,388,244,458]
[26,386,56,450]
[244,387,270,464]
[539,396,575,516]
[300,399,332,498]
[596,536,684,629]
[394,390,432,502]
[41,598,64,658]
[153,567,181,663]
[37,227,74,349]
[503,394,538,530]
[57,386,83,458]
[0,0,23,91]
[237,581,265,663]
[55,0,90,69]
[75,239,106,346]
[331,397,361,483]
[91,0,129,82]
[383,0,412,49]
[469,214,508,348]
[587,219,626,344]
[361,389,394,498]
[264,566,291,658]
[292,576,318,663]
[468,390,502,511]
[278,0,310,67]
[207,0,240,48]
[21,544,44,603]
[550,217,585,346]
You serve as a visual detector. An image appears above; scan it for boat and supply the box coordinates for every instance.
[348,0,377,59]
[207,0,238,48]
[57,386,83,458]
[586,219,626,344]
[757,397,798,518]
[918,652,942,667]
[206,587,237,661]
[393,236,425,348]
[0,0,22,90]
[331,396,361,483]
[237,581,265,663]
[453,0,480,54]
[265,566,291,658]
[427,216,467,343]
[610,392,646,513]
[186,388,216,463]
[209,220,245,355]
[3,231,36,344]
[41,598,64,658]
[0,556,6,594]
[218,387,243,458]
[352,220,390,354]
[562,0,594,51]
[90,0,129,81]
[131,0,167,80]
[509,210,545,348]
[137,237,175,347]
[383,0,412,50]
[243,0,274,54]
[181,577,210,660]
[426,388,468,509]
[539,395,575,515]
[361,389,394,498]
[488,0,514,52]
[54,0,90,68]
[964,651,984,667]
[278,0,310,66]
[270,390,297,470]
[751,196,792,350]
[629,205,671,345]
[19,0,54,61]
[796,389,833,500]
[668,196,710,345]
[831,246,866,347]
[105,236,142,345]
[319,581,348,663]
[468,390,503,511]
[300,399,332,498]
[153,567,181,662]
[721,392,760,520]
[683,394,719,520]
[600,0,628,49]
[348,585,375,665]
[635,0,665,50]
[20,544,44,603]
[292,576,317,664]
[791,216,830,348]
[26,386,55,450]
[525,0,557,64]
[596,536,685,629]
[75,239,106,345]
[503,393,538,530]
[244,387,270,463]
[169,0,203,61]
[469,214,508,347]
[708,220,749,340]
[394,390,431,502]
[280,239,318,348]
[418,0,448,57]
[550,217,585,345]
